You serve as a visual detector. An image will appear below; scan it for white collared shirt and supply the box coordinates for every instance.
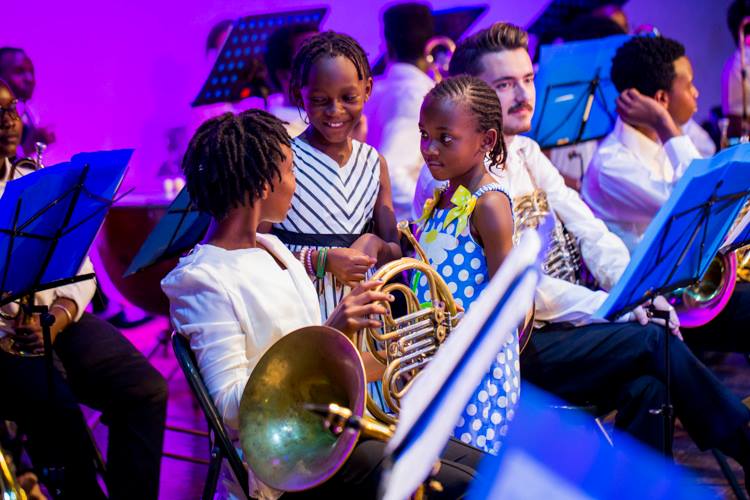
[161,233,321,500]
[582,118,701,252]
[365,62,435,221]
[0,158,96,335]
[413,136,631,326]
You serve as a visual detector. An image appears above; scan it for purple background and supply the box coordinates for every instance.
[4,0,735,192]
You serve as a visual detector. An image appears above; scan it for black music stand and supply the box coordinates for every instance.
[0,150,131,399]
[193,7,328,107]
[124,187,210,277]
[596,144,750,455]
[529,34,630,149]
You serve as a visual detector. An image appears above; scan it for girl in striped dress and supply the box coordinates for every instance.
[413,75,518,454]
[271,31,401,320]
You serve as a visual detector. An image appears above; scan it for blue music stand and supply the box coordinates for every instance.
[529,34,630,149]
[595,143,750,454]
[0,150,131,396]
[469,384,710,500]
[193,7,328,107]
[124,186,210,277]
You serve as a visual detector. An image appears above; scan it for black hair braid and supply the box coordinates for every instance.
[181,109,291,219]
[288,30,371,108]
[425,75,507,169]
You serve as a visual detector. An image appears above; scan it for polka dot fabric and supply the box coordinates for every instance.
[413,183,520,455]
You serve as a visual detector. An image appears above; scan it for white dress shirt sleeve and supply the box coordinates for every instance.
[164,265,250,431]
[590,135,702,223]
[52,256,97,321]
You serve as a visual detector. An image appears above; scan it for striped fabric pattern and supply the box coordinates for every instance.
[273,136,381,320]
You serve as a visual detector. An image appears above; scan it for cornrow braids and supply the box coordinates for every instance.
[181,109,291,220]
[425,75,507,169]
[288,30,371,108]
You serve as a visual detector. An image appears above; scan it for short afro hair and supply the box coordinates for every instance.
[448,22,528,78]
[383,3,435,63]
[182,110,291,220]
[611,36,686,97]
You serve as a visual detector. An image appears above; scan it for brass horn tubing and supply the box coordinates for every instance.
[369,316,433,343]
[396,327,438,354]
[397,220,429,263]
[388,353,435,402]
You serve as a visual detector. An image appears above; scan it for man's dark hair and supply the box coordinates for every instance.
[562,15,626,42]
[182,110,291,220]
[0,48,25,70]
[265,23,318,92]
[448,22,528,77]
[383,3,435,64]
[728,0,750,46]
[424,75,507,169]
[289,31,371,108]
[611,36,685,96]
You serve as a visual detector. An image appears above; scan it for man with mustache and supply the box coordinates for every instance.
[412,23,750,477]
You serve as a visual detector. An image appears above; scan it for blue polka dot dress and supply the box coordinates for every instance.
[413,183,520,455]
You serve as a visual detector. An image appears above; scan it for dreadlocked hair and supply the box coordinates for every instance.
[181,109,291,220]
[288,30,371,108]
[425,75,507,170]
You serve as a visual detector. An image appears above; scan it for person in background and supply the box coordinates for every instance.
[265,23,319,137]
[0,48,55,157]
[364,2,436,221]
[0,79,167,500]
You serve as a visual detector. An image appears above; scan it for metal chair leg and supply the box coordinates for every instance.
[202,445,223,500]
[712,449,747,500]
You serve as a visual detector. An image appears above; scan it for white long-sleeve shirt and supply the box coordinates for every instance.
[413,135,631,326]
[161,233,321,500]
[365,63,435,221]
[0,158,96,335]
[582,119,702,253]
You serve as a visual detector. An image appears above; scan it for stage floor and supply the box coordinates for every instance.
[95,316,746,499]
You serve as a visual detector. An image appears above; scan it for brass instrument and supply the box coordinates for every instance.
[1,144,48,357]
[513,188,583,284]
[362,221,460,424]
[238,325,393,492]
[424,36,456,83]
[0,446,26,500]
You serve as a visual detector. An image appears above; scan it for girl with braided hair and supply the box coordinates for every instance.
[269,31,402,321]
[163,109,483,499]
[413,75,517,454]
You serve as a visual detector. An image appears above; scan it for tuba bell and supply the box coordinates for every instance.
[238,325,392,492]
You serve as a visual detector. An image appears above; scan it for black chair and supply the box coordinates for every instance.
[171,332,250,500]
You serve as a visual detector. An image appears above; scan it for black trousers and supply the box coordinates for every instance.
[0,313,168,500]
[521,321,750,453]
[682,282,750,353]
[283,437,482,499]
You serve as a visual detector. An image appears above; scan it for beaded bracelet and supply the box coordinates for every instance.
[305,248,315,276]
[316,247,329,279]
[298,247,308,272]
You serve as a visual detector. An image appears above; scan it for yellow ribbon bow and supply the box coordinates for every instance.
[443,185,477,236]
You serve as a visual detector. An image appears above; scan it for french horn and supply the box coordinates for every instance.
[238,325,392,492]
[362,221,460,424]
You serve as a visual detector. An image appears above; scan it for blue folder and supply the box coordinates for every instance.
[0,150,131,301]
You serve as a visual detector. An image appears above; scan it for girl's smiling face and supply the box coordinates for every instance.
[419,96,495,182]
[300,55,371,146]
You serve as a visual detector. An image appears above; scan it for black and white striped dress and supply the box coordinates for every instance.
[272,136,381,321]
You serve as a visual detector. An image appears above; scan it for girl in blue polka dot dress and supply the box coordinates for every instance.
[412,75,518,455]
